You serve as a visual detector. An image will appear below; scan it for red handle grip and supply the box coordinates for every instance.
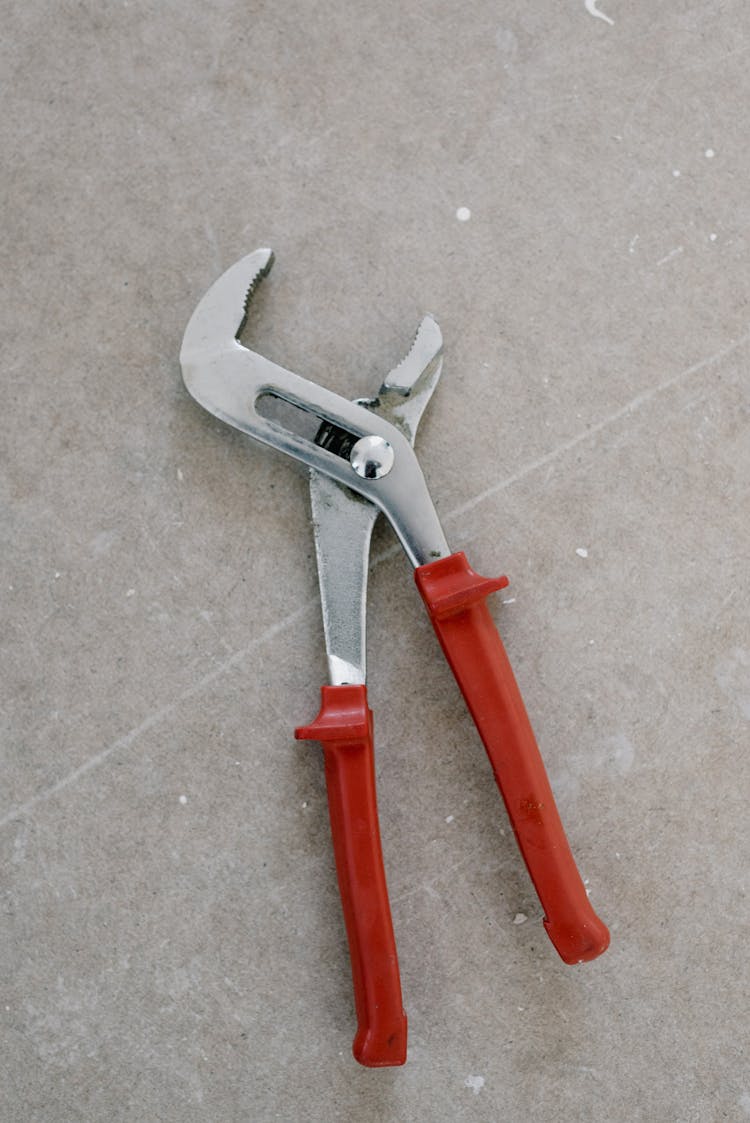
[295,684,407,1066]
[415,552,610,964]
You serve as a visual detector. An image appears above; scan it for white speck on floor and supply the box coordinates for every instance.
[177,467,184,480]
[464,1075,485,1095]
[456,206,471,222]
[179,794,188,805]
[709,232,718,242]
[54,571,61,579]
[657,245,684,267]
[628,234,639,254]
[584,0,614,25]
[445,814,454,823]
[672,168,681,177]
[705,148,715,159]
[126,589,135,597]
[513,913,528,925]
[302,801,308,808]
[576,547,589,558]
[502,597,516,605]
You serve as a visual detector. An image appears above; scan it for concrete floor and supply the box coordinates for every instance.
[2,2,749,1120]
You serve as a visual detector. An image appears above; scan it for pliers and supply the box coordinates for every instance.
[180,249,610,1068]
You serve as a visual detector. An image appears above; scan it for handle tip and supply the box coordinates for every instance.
[353,1014,408,1067]
[544,914,611,964]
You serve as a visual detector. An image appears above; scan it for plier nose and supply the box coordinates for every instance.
[180,248,449,565]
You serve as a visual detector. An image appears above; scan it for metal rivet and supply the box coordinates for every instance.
[349,435,394,480]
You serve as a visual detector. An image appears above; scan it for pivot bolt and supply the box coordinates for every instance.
[350,435,394,480]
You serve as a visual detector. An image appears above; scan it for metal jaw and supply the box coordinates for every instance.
[180,250,449,566]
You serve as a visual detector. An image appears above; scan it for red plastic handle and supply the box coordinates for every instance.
[415,552,610,964]
[295,684,407,1066]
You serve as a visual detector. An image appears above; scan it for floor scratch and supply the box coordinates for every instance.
[389,851,476,907]
[447,327,750,523]
[2,329,749,829]
[0,605,311,829]
[657,245,684,267]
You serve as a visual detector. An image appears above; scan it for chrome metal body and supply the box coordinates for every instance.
[180,250,449,566]
[308,475,375,685]
[308,317,444,685]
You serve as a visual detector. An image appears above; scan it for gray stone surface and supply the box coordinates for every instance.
[2,2,749,1120]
